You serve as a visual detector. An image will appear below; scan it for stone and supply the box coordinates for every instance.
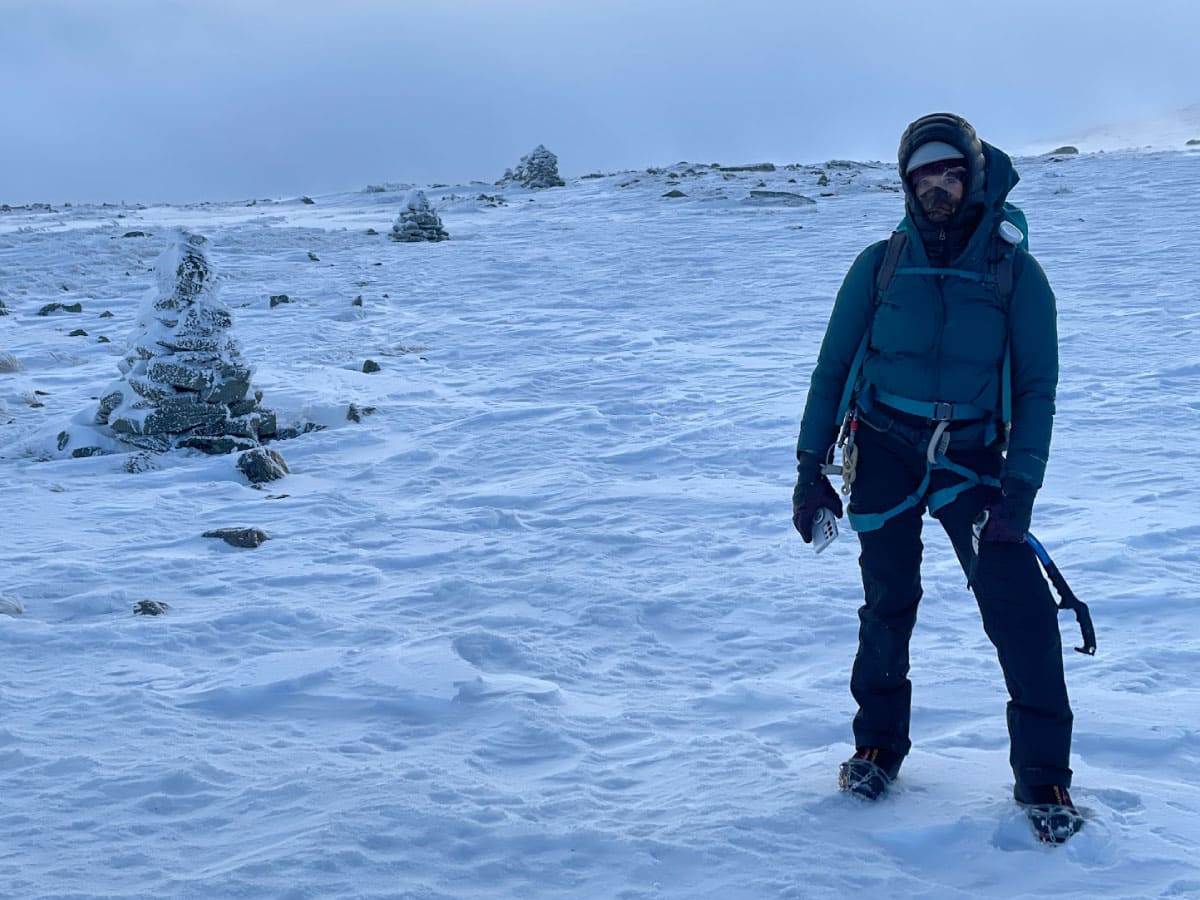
[38,302,83,316]
[133,599,170,615]
[748,190,817,205]
[110,394,229,435]
[123,231,147,238]
[391,190,448,242]
[178,436,258,455]
[95,229,278,456]
[501,145,566,189]
[237,447,289,484]
[1187,139,1200,146]
[1051,146,1080,155]
[203,527,271,548]
[719,163,776,173]
[362,359,381,373]
[662,189,687,198]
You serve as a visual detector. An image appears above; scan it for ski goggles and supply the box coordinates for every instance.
[909,160,968,192]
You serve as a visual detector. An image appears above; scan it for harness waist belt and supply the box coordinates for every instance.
[872,389,989,422]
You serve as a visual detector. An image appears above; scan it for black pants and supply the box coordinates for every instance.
[847,415,1073,791]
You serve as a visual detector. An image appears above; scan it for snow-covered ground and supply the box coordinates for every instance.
[1,146,1198,899]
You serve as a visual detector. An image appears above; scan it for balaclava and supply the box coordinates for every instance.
[898,113,988,264]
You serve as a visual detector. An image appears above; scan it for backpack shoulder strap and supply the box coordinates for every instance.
[834,235,906,426]
[994,225,1023,431]
[876,230,909,299]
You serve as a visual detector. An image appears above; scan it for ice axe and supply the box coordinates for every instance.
[972,511,1097,656]
[1024,533,1097,656]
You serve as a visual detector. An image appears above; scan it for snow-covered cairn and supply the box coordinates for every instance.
[391,190,448,242]
[501,144,565,189]
[95,230,277,455]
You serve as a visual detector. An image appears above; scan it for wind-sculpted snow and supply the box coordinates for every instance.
[0,150,1198,898]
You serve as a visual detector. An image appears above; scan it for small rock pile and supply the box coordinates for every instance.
[501,145,565,189]
[95,230,278,457]
[391,190,448,242]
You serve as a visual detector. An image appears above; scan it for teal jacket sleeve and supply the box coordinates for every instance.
[1003,251,1058,488]
[795,241,886,465]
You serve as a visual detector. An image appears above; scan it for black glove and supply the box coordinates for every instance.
[792,452,844,542]
[979,476,1037,543]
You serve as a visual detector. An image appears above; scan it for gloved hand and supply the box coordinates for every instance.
[979,476,1037,543]
[792,452,844,542]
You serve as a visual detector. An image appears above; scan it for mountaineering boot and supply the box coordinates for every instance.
[838,747,901,801]
[1015,783,1084,844]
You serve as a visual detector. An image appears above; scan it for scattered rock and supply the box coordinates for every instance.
[38,302,83,316]
[748,190,817,205]
[236,447,289,484]
[1187,139,1200,146]
[133,599,170,616]
[99,310,114,318]
[352,295,363,307]
[346,403,377,423]
[70,446,104,458]
[719,163,776,173]
[308,251,320,261]
[391,190,449,242]
[122,231,147,238]
[500,145,566,189]
[817,174,830,187]
[123,452,159,474]
[1051,145,1080,155]
[662,189,688,198]
[98,336,111,343]
[69,328,88,337]
[366,228,379,236]
[273,422,325,441]
[203,527,271,548]
[301,196,315,205]
[269,294,291,308]
[362,359,381,373]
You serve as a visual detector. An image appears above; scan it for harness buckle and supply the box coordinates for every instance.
[932,401,955,421]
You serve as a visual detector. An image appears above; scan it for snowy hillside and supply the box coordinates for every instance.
[1036,102,1200,155]
[1,146,1199,899]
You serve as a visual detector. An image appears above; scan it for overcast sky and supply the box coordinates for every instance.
[2,0,1197,205]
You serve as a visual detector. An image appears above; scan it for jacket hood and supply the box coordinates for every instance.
[899,112,1021,237]
[900,140,1021,247]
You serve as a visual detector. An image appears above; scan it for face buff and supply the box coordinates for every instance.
[918,185,958,222]
[909,160,967,223]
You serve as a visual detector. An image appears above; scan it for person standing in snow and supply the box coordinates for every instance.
[791,113,1079,835]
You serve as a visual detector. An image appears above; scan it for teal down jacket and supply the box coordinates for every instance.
[796,143,1058,488]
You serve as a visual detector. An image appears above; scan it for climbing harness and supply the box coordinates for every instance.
[843,406,1001,534]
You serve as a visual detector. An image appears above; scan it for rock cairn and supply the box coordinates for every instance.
[95,230,277,456]
[391,190,448,242]
[501,145,565,189]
